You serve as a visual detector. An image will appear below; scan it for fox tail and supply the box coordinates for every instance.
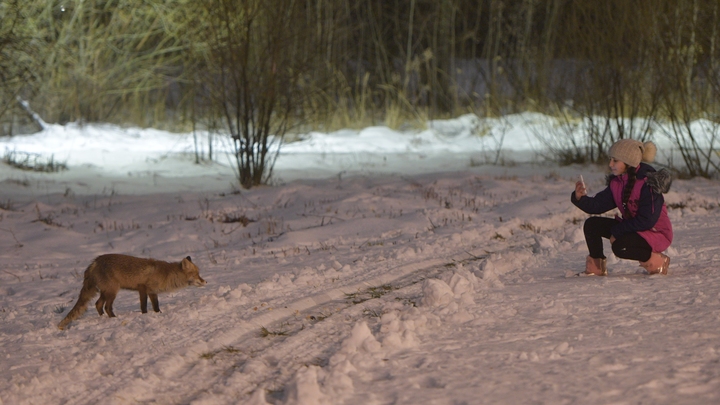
[57,264,98,330]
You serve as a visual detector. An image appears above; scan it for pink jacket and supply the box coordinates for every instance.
[609,174,673,252]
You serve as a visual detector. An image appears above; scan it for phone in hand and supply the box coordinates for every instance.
[580,174,588,195]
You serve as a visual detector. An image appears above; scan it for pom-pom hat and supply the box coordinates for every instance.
[609,139,657,167]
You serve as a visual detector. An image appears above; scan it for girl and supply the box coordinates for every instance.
[571,139,673,275]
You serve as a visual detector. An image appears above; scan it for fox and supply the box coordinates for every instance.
[58,254,206,330]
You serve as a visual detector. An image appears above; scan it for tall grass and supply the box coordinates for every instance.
[1,0,719,178]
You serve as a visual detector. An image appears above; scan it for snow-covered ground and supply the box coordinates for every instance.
[1,115,720,404]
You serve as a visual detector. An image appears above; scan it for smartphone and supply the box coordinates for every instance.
[579,175,586,190]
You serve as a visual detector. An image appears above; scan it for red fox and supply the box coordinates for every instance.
[58,254,206,330]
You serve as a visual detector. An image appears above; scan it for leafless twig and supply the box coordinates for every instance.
[0,227,23,247]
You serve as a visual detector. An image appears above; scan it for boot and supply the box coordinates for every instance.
[585,256,607,276]
[640,253,670,275]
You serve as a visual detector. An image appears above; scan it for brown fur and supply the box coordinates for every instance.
[58,254,206,330]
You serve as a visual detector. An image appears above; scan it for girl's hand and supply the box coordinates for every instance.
[574,181,587,200]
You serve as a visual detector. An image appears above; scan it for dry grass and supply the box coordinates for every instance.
[3,150,67,172]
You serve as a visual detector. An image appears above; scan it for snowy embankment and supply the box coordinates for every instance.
[1,116,720,404]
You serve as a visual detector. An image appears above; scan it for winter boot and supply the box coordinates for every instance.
[585,256,607,276]
[640,253,670,275]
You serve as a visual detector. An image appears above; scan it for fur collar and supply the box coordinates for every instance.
[646,168,672,194]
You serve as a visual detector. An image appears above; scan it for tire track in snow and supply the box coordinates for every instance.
[189,256,450,354]
[123,243,538,402]
[40,193,574,404]
[66,254,455,405]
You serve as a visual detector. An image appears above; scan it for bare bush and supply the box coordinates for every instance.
[191,0,322,188]
[656,0,720,178]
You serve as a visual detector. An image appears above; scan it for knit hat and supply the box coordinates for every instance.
[642,141,657,163]
[609,139,657,167]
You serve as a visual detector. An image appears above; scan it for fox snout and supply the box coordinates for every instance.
[190,276,206,287]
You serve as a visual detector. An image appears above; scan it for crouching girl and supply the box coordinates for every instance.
[571,139,673,275]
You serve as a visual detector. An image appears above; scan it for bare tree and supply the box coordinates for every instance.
[194,0,319,188]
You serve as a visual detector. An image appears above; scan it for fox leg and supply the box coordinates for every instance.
[103,289,118,317]
[95,294,107,316]
[137,285,149,313]
[137,285,160,313]
[149,293,161,313]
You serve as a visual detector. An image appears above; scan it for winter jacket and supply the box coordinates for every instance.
[571,163,673,252]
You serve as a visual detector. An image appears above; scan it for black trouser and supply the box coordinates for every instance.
[583,216,653,262]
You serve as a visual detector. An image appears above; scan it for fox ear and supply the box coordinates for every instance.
[186,256,192,263]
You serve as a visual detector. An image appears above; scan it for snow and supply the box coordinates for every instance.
[2,114,720,404]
